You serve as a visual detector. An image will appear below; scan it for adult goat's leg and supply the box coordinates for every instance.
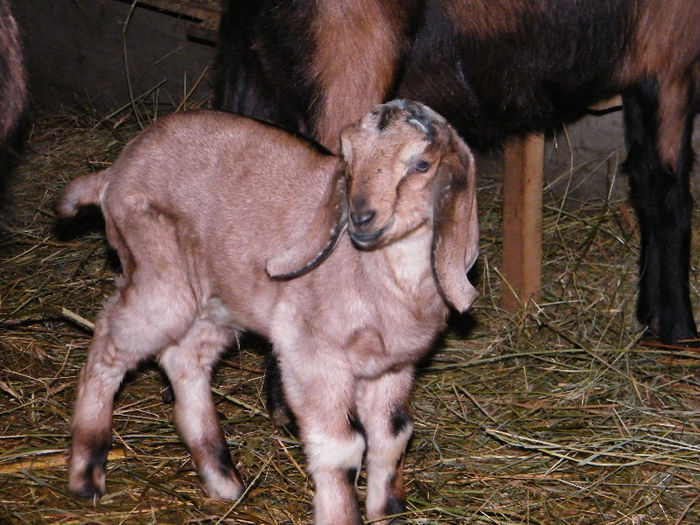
[622,76,697,344]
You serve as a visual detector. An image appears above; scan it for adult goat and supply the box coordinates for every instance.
[214,0,700,346]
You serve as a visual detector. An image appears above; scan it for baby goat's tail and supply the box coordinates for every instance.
[54,169,111,218]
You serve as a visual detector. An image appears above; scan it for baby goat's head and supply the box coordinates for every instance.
[342,100,467,247]
[267,99,479,312]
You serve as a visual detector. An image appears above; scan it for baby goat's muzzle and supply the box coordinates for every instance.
[349,220,393,248]
[348,199,392,248]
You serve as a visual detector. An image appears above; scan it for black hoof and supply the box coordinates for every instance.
[69,471,104,500]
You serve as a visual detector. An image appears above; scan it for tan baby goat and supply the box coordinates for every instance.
[55,100,479,525]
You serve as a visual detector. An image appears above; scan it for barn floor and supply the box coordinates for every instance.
[2,107,700,524]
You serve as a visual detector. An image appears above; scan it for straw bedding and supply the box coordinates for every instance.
[1,108,700,524]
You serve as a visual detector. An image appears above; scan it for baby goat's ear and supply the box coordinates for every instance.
[431,128,479,312]
[266,162,348,279]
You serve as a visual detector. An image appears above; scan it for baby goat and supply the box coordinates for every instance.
[55,100,479,524]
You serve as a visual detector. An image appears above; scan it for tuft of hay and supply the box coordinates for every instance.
[2,108,700,524]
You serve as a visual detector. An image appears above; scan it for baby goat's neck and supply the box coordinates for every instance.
[351,224,448,371]
[376,225,434,295]
[360,224,445,319]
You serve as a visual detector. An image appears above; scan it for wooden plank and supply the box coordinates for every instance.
[115,0,222,31]
[501,133,544,310]
[588,95,623,113]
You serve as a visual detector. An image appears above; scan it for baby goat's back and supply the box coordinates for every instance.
[100,111,340,332]
[107,110,335,229]
[105,112,333,251]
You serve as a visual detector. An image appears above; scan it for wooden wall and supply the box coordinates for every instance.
[11,0,216,112]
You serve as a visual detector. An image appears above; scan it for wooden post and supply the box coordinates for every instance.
[501,133,544,310]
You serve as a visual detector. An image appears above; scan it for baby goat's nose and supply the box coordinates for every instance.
[350,208,376,228]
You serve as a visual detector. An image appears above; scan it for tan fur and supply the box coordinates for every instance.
[619,0,700,83]
[656,76,693,168]
[57,101,479,524]
[310,0,408,151]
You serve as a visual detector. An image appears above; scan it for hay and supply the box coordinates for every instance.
[2,108,700,524]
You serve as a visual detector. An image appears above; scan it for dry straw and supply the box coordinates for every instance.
[2,105,700,524]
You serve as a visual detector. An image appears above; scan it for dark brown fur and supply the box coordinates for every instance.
[0,0,25,142]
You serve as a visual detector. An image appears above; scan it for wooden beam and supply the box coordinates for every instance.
[118,0,222,27]
[501,133,544,310]
[588,95,623,113]
[114,0,222,41]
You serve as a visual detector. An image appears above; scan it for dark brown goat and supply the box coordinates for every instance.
[214,0,700,346]
[0,0,25,143]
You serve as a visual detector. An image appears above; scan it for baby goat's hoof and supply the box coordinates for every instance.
[69,481,104,500]
[68,465,106,500]
[200,462,246,501]
[204,473,245,502]
[68,443,108,500]
[382,496,407,524]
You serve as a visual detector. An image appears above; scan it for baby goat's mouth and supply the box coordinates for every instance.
[349,220,392,249]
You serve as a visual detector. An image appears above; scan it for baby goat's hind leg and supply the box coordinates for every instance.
[357,367,415,524]
[69,210,198,498]
[68,299,129,498]
[68,279,196,498]
[159,304,244,501]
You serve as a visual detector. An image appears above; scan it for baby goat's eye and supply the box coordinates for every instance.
[412,160,431,173]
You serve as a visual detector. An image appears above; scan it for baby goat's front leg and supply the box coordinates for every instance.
[357,367,415,523]
[277,350,366,525]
